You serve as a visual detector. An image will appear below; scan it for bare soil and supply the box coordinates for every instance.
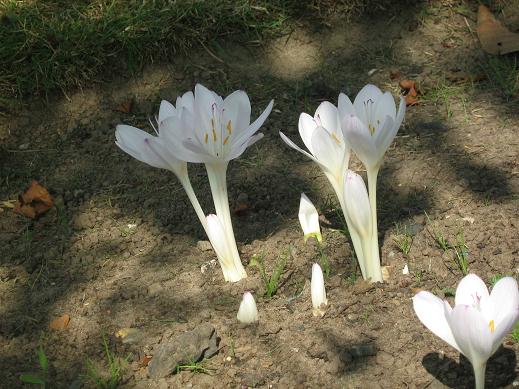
[1,2,518,388]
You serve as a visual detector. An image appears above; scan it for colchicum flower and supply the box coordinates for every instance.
[280,101,366,273]
[340,85,406,283]
[413,274,519,389]
[311,263,328,317]
[298,193,322,243]
[237,291,259,324]
[117,84,273,282]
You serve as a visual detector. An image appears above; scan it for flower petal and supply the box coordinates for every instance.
[341,114,378,170]
[158,100,177,123]
[227,133,264,161]
[237,292,259,324]
[412,291,460,352]
[315,101,340,135]
[159,116,204,162]
[310,125,345,177]
[279,131,321,166]
[373,91,396,127]
[455,274,490,307]
[177,91,195,113]
[231,100,273,148]
[372,115,396,163]
[298,112,318,154]
[353,84,383,125]
[298,193,322,242]
[223,90,251,136]
[311,263,327,316]
[343,170,371,238]
[446,304,493,366]
[338,92,355,119]
[488,277,519,334]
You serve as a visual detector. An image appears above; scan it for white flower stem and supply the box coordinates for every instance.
[473,362,486,389]
[177,173,208,235]
[366,169,382,282]
[328,174,366,279]
[205,162,247,282]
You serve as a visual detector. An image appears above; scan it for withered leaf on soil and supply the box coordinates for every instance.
[14,181,53,219]
[113,98,134,114]
[477,5,519,55]
[139,355,153,368]
[399,79,419,106]
[49,314,70,330]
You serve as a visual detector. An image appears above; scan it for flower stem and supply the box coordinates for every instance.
[366,169,382,282]
[473,362,486,389]
[205,162,247,282]
[177,172,208,235]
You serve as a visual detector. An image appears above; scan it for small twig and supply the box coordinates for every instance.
[198,39,225,64]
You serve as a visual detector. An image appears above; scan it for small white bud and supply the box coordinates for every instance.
[237,292,258,324]
[298,193,322,243]
[402,264,409,275]
[311,263,327,317]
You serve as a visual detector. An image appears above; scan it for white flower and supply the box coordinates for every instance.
[298,193,322,243]
[311,263,328,317]
[237,292,259,324]
[161,84,273,163]
[413,274,519,389]
[340,84,405,172]
[343,170,371,239]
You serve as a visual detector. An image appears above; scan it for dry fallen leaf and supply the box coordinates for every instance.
[49,314,70,330]
[113,98,134,114]
[399,79,419,106]
[138,355,152,368]
[477,5,519,55]
[234,203,249,216]
[14,181,53,219]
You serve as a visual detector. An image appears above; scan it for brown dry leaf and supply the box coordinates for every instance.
[399,79,419,106]
[477,5,519,55]
[399,79,416,90]
[113,98,134,113]
[138,355,152,368]
[14,180,53,219]
[234,203,249,216]
[49,314,70,330]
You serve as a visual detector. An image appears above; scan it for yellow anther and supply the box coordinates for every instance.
[489,320,495,334]
[204,133,208,144]
[331,132,341,145]
[212,128,217,142]
[226,120,233,134]
[223,135,230,145]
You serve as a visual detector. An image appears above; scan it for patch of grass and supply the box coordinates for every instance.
[452,230,469,276]
[512,323,519,343]
[19,345,49,388]
[442,287,455,297]
[414,269,425,284]
[85,335,131,389]
[393,223,412,256]
[490,274,506,287]
[316,241,330,278]
[422,79,469,119]
[176,359,211,374]
[249,247,290,298]
[345,271,359,285]
[480,55,519,101]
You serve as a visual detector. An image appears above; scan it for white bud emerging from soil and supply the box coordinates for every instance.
[237,292,258,324]
[311,263,327,317]
[402,264,409,275]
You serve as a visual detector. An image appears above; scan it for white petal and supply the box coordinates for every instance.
[231,100,273,148]
[412,291,460,352]
[206,214,232,265]
[353,84,383,125]
[223,90,251,133]
[394,96,406,132]
[158,100,177,123]
[311,263,327,316]
[372,115,396,164]
[298,193,322,242]
[179,91,195,112]
[488,277,519,334]
[373,91,396,126]
[446,304,493,366]
[455,274,490,307]
[310,126,345,176]
[298,112,318,154]
[343,170,371,238]
[279,131,321,166]
[315,101,340,135]
[226,133,264,161]
[338,92,355,119]
[237,292,258,324]
[159,116,203,162]
[341,115,378,171]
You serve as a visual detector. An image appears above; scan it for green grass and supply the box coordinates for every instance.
[19,345,49,388]
[512,323,519,343]
[249,247,290,298]
[393,223,412,256]
[176,359,211,374]
[480,54,519,101]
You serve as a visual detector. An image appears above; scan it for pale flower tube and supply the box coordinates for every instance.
[237,292,259,324]
[311,263,328,317]
[298,193,322,243]
[413,274,519,389]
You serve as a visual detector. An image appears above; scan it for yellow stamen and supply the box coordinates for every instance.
[226,120,233,134]
[489,320,495,333]
[212,128,217,142]
[223,135,230,145]
[369,124,376,135]
[331,133,341,145]
[204,133,208,144]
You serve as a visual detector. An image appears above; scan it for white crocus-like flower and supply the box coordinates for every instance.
[115,99,207,232]
[280,101,365,271]
[343,170,381,281]
[237,291,259,324]
[413,274,519,389]
[340,85,406,283]
[311,263,328,317]
[298,193,322,243]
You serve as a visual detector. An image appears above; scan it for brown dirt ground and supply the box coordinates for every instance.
[1,1,519,388]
